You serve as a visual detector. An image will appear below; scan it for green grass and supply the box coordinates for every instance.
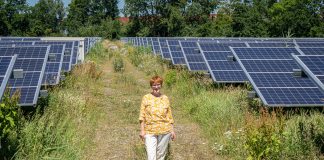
[13,44,107,159]
[126,43,324,160]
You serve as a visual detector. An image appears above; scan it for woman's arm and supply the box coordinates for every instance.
[139,96,146,140]
[140,121,145,140]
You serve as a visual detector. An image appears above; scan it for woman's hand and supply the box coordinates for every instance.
[171,131,176,141]
[139,130,145,141]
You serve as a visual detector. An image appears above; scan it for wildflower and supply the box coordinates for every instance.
[224,130,232,139]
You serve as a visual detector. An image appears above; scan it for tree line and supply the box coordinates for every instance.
[0,0,119,37]
[0,0,323,38]
[124,0,324,37]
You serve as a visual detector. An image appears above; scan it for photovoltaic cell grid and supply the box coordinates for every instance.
[199,42,247,51]
[0,55,17,99]
[0,37,41,41]
[293,55,324,91]
[299,48,324,55]
[34,41,74,72]
[232,47,324,107]
[297,42,324,47]
[0,41,34,46]
[248,42,296,47]
[167,40,186,65]
[0,46,50,106]
[42,44,65,85]
[198,42,248,83]
[151,38,161,55]
[179,41,208,71]
[295,39,324,42]
[159,38,171,59]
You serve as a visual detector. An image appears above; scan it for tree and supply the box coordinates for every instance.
[269,0,323,37]
[29,0,65,36]
[0,0,29,36]
[65,0,91,35]
[102,0,119,19]
[231,0,272,37]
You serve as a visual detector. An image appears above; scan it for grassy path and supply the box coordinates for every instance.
[84,41,219,159]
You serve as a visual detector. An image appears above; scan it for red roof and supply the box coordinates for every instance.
[117,17,129,23]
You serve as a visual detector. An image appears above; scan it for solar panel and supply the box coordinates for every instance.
[180,41,208,71]
[200,42,246,51]
[0,37,23,41]
[159,38,171,59]
[232,47,324,107]
[23,37,41,41]
[42,44,65,85]
[198,42,247,83]
[0,55,17,99]
[248,42,296,47]
[152,39,161,55]
[167,40,186,65]
[34,41,74,72]
[0,37,40,41]
[293,55,324,91]
[297,42,324,47]
[295,38,324,42]
[0,41,34,46]
[0,46,50,106]
[299,47,324,55]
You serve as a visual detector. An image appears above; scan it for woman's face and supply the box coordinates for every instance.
[151,83,161,93]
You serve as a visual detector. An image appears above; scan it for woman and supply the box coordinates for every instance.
[139,76,176,160]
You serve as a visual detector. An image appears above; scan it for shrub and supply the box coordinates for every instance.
[0,89,20,158]
[113,56,124,72]
[244,110,283,160]
[164,70,177,88]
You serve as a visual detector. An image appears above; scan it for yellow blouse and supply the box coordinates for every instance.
[139,93,174,135]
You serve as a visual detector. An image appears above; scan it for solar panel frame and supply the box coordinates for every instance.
[231,47,324,107]
[0,55,17,99]
[293,55,324,91]
[72,41,79,65]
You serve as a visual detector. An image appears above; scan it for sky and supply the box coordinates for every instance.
[27,0,125,10]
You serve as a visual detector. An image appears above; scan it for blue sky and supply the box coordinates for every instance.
[27,0,125,9]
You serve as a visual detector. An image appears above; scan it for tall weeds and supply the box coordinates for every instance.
[14,44,105,159]
[126,43,324,159]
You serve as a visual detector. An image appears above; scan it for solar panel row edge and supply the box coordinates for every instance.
[230,46,324,107]
[293,55,324,91]
[0,55,17,99]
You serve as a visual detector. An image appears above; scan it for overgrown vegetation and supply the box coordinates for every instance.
[4,43,107,159]
[0,90,21,159]
[2,41,324,159]
[126,44,324,159]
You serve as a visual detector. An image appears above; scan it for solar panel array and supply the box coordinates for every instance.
[0,37,101,107]
[124,37,324,107]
